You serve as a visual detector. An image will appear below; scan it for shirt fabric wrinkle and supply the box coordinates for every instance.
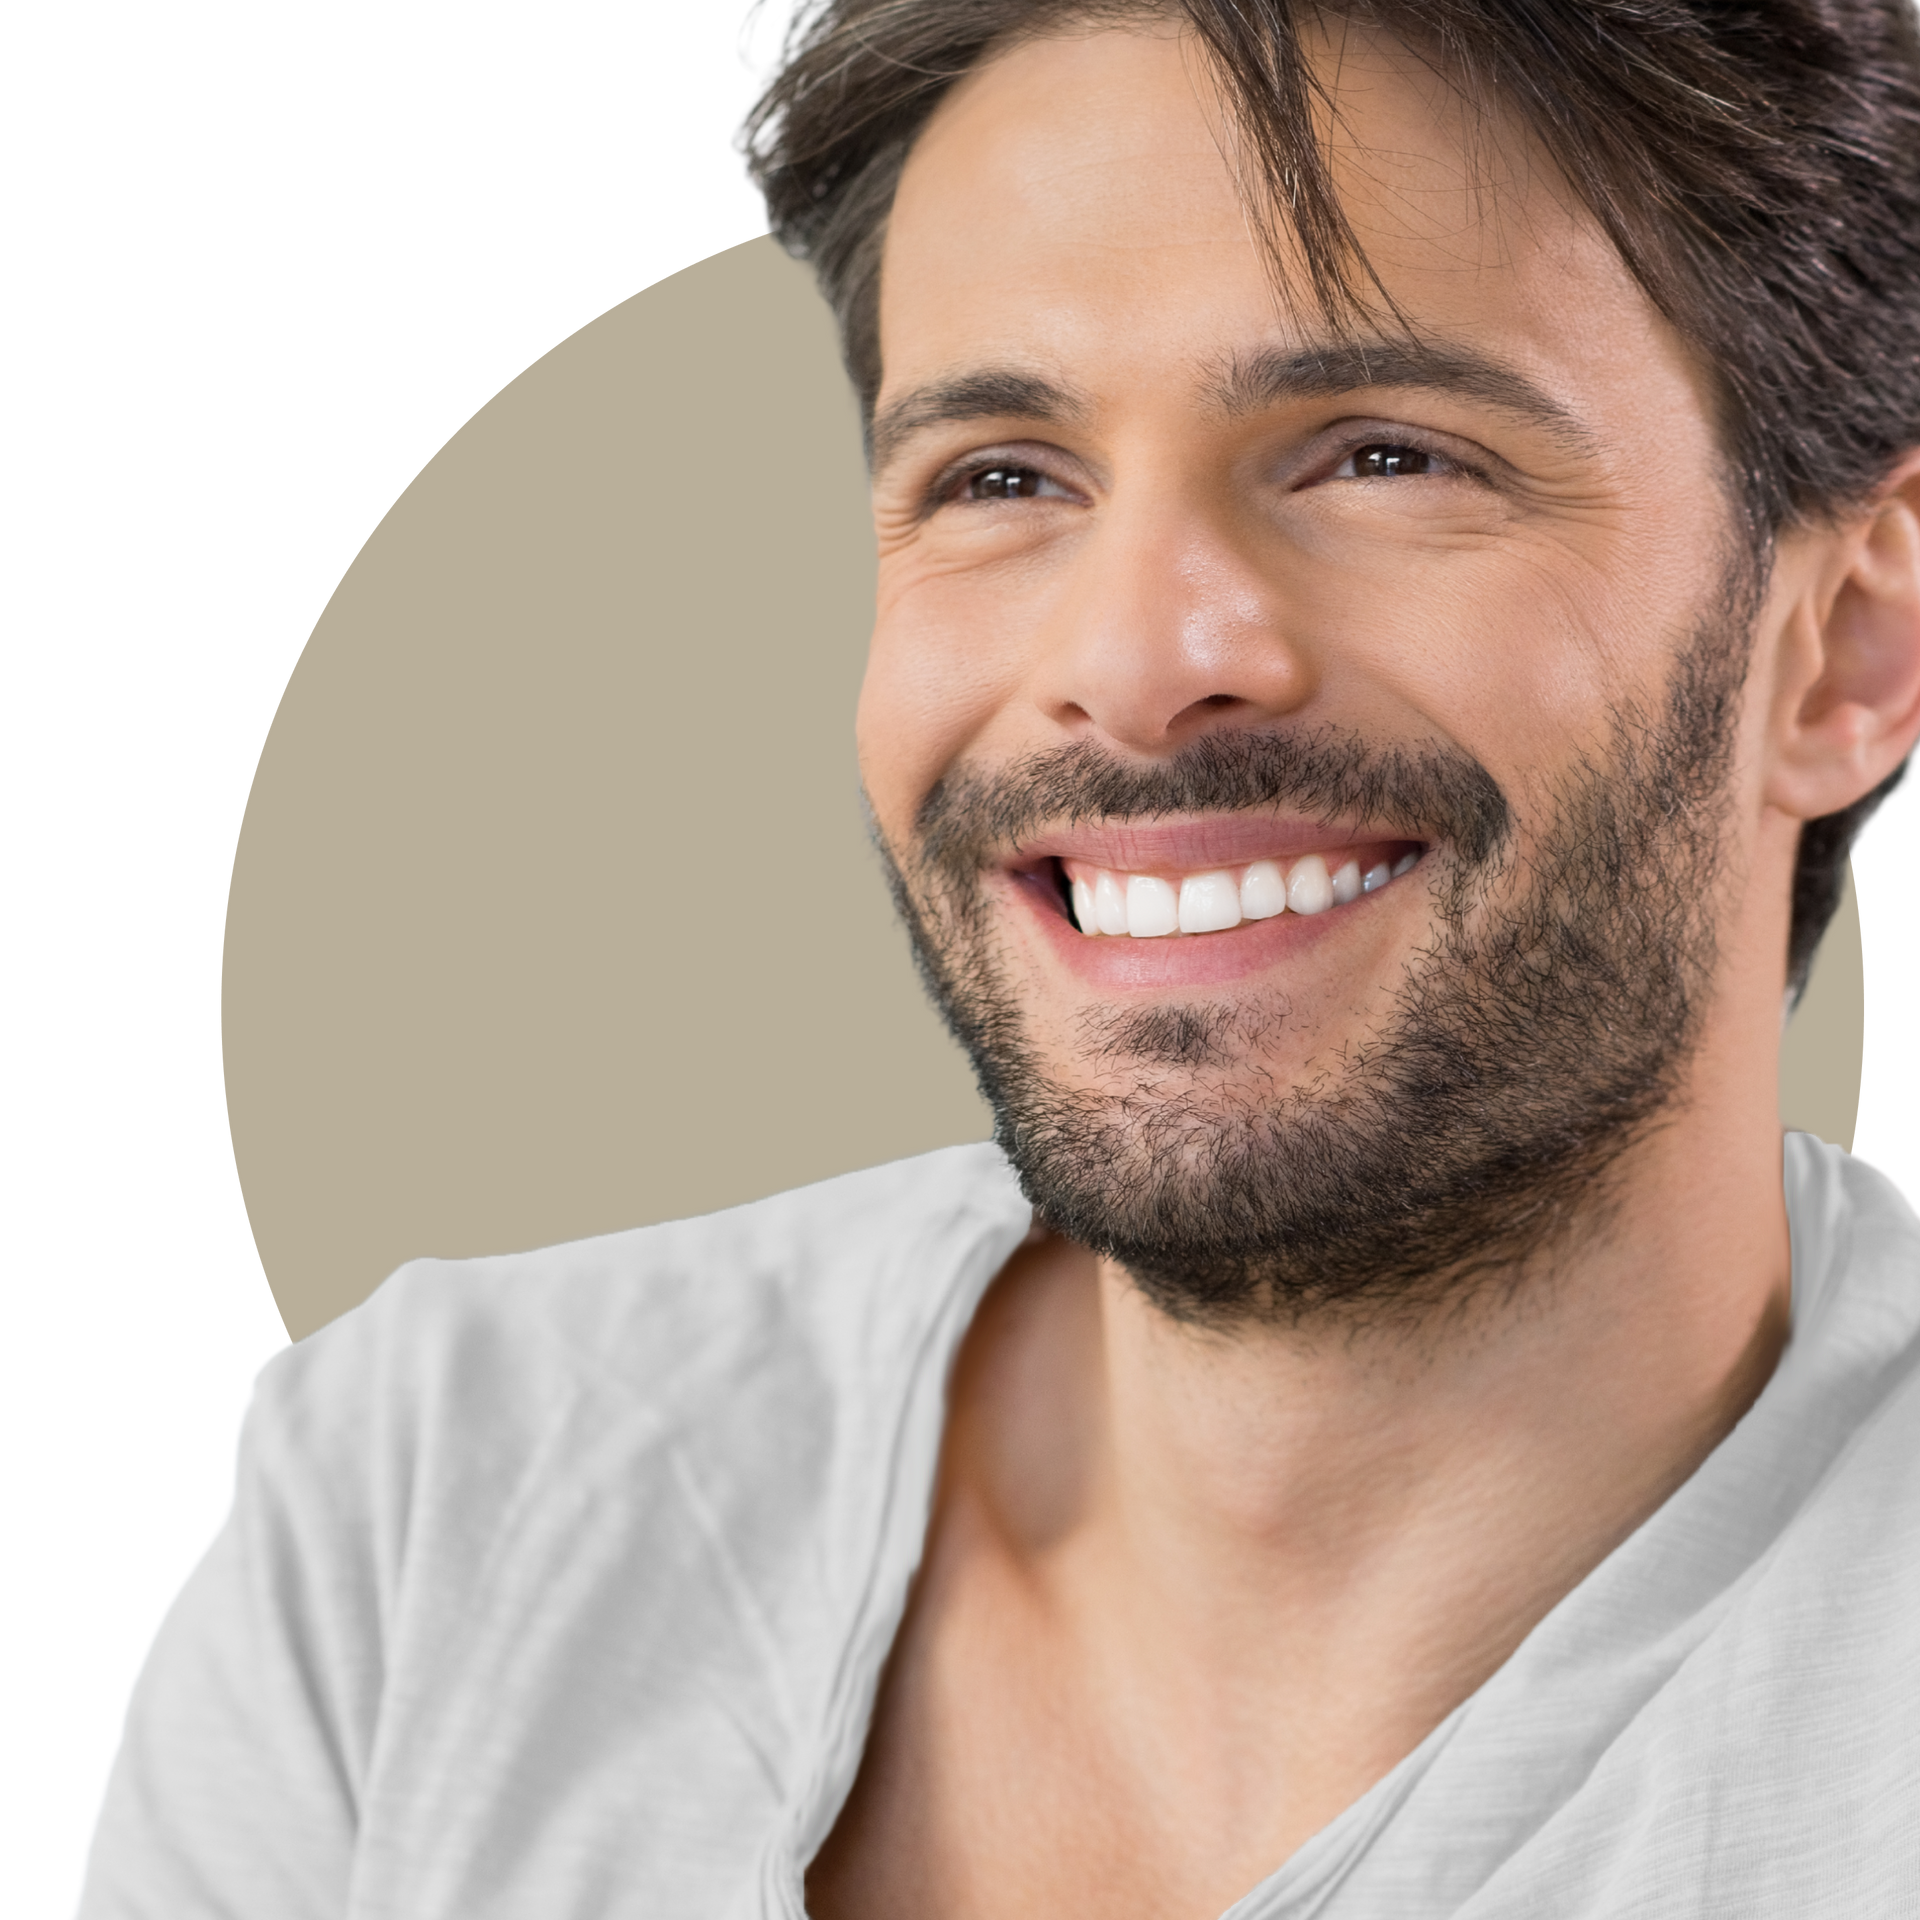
[78,1134,1920,1918]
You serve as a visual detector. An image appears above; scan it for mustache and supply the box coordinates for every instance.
[909,727,1513,880]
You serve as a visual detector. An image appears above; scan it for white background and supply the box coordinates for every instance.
[7,11,1912,1904]
[7,1136,288,1920]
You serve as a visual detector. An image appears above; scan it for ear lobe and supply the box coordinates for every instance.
[1768,452,1920,823]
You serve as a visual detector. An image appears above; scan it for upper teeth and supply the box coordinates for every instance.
[1067,849,1419,938]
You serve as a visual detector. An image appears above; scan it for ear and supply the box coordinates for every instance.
[1765,450,1920,822]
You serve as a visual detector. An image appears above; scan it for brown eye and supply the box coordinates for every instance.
[967,465,1047,499]
[1344,444,1434,478]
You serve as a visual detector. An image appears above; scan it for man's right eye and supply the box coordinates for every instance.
[965,465,1050,500]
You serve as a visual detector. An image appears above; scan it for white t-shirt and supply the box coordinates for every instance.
[79,1134,1920,1917]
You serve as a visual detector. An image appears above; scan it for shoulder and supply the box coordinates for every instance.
[78,1157,1026,1915]
[1784,1131,1920,1364]
[240,1141,1031,1551]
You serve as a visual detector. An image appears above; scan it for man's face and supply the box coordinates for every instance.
[859,22,1760,1318]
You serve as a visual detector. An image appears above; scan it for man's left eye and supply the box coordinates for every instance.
[1336,443,1439,479]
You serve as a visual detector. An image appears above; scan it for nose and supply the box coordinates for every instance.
[1028,486,1316,755]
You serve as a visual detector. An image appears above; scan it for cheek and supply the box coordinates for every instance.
[1330,536,1671,788]
[856,564,1037,838]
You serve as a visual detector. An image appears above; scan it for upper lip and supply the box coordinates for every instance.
[1003,814,1420,874]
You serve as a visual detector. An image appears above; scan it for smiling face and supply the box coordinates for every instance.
[859,21,1771,1319]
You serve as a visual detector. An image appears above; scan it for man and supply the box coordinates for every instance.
[81,2,1920,1915]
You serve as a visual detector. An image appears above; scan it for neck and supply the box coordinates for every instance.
[1093,1132,1786,1629]
[944,1005,1791,1852]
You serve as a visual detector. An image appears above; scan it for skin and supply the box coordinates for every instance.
[807,21,1920,1920]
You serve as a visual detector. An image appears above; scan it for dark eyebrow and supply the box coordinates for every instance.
[1212,340,1599,455]
[868,370,1089,474]
[868,341,1597,475]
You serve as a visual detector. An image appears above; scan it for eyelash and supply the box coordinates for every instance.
[930,457,1073,512]
[924,430,1481,516]
[1324,432,1479,484]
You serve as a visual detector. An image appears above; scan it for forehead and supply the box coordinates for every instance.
[876,22,1713,453]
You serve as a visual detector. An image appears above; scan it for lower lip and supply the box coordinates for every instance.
[1005,866,1365,990]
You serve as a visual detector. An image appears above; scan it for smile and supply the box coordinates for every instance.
[1062,845,1423,939]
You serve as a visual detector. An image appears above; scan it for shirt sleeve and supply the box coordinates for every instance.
[76,1354,382,1919]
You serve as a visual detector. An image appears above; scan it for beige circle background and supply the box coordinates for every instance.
[224,236,1864,1342]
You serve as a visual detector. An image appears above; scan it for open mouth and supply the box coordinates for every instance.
[1052,842,1425,938]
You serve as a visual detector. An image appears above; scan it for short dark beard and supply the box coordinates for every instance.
[875,563,1758,1330]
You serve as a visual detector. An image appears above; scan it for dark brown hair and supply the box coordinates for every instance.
[745,0,1920,993]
